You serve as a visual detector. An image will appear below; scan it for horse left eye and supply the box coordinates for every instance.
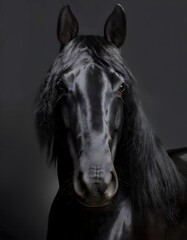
[56,79,68,94]
[118,83,125,93]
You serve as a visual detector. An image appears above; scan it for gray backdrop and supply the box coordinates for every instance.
[0,0,187,239]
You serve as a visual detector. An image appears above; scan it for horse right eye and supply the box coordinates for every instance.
[56,79,68,94]
[118,83,125,93]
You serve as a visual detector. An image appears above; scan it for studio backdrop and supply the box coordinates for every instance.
[0,0,187,239]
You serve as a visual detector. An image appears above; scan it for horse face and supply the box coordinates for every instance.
[59,64,125,207]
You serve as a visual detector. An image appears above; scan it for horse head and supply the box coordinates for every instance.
[35,4,129,208]
[57,5,127,207]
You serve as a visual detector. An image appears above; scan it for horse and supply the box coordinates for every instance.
[35,4,187,240]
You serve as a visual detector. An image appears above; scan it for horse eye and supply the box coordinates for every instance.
[118,83,125,93]
[56,79,68,94]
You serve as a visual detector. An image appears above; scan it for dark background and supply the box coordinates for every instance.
[0,0,186,239]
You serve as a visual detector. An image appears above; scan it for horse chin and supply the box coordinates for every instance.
[76,192,115,208]
[77,198,111,208]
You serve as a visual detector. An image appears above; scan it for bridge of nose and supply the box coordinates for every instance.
[75,64,113,154]
[83,64,112,132]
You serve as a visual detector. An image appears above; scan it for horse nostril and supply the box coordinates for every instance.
[104,171,118,199]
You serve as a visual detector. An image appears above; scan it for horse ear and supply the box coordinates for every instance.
[57,5,79,46]
[104,4,126,48]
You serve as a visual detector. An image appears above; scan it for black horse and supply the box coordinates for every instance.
[35,4,187,240]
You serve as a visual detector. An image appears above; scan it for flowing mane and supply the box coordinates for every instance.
[35,35,184,224]
[119,92,184,222]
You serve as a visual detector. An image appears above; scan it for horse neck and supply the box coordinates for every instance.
[117,99,184,222]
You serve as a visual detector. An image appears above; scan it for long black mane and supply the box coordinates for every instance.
[35,35,184,224]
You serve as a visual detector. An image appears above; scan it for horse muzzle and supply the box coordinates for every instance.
[73,159,118,207]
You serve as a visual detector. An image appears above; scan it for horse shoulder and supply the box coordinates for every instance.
[168,153,187,240]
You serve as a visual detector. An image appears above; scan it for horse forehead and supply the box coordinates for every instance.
[75,64,111,92]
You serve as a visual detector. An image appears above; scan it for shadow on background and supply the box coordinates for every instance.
[0,0,186,239]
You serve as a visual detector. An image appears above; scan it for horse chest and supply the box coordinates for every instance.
[48,192,132,240]
[104,201,132,240]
